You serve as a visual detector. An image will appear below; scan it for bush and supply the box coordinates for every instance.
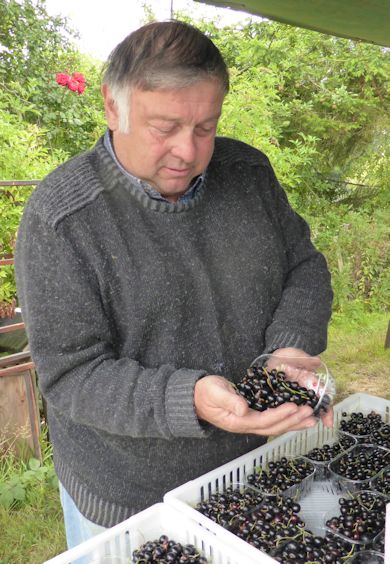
[304,204,389,313]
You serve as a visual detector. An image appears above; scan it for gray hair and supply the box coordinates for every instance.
[103,20,229,133]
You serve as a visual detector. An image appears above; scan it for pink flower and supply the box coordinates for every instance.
[56,73,70,86]
[77,82,86,95]
[67,78,79,92]
[72,72,86,84]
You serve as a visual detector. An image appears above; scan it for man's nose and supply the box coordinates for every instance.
[170,130,196,163]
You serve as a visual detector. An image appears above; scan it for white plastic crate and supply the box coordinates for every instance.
[44,502,269,564]
[164,393,390,563]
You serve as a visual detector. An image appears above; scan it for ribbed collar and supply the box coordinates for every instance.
[95,136,208,213]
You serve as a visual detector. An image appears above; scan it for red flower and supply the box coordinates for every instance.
[55,71,86,95]
[77,82,86,95]
[67,78,79,92]
[72,72,86,84]
[56,73,70,86]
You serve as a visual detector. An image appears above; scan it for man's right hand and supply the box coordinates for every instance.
[194,375,318,436]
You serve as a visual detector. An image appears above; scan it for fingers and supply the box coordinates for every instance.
[217,384,249,417]
[270,348,321,370]
[194,375,249,423]
[321,405,334,428]
[243,403,317,435]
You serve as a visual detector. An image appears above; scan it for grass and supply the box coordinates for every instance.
[323,310,390,402]
[0,486,66,563]
[0,310,388,563]
[0,432,66,563]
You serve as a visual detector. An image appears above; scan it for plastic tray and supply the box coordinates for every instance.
[164,393,390,563]
[43,503,265,564]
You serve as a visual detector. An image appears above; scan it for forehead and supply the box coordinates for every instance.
[130,80,225,120]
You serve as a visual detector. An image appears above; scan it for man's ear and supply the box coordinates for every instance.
[101,84,119,131]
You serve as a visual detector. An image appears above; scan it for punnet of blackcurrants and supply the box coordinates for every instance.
[195,484,264,528]
[272,530,357,563]
[350,549,385,563]
[329,443,390,493]
[302,432,356,480]
[339,411,385,443]
[370,467,390,497]
[235,354,335,418]
[324,490,387,545]
[369,423,390,449]
[246,457,315,499]
[132,535,208,563]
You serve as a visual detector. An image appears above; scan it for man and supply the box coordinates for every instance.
[15,20,333,547]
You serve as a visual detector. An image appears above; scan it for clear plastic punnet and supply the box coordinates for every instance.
[301,431,356,481]
[349,550,384,563]
[249,353,336,417]
[328,443,390,494]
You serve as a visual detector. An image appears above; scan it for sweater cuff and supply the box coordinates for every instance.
[165,369,210,438]
[264,329,325,356]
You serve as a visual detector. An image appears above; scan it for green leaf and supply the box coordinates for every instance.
[28,458,41,471]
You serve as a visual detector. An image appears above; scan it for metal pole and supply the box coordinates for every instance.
[170,0,174,19]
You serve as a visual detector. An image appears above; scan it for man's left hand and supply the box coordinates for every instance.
[268,347,334,428]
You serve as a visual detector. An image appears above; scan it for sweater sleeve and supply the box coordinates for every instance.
[261,165,333,355]
[15,204,208,440]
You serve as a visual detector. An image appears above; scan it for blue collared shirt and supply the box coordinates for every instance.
[103,130,205,203]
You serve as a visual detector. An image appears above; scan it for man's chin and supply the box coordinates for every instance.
[158,181,192,202]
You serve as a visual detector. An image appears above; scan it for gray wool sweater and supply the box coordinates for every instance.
[15,136,333,527]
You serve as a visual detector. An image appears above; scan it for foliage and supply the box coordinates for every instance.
[0,0,105,312]
[0,0,106,157]
[304,204,390,313]
[0,0,74,83]
[195,17,390,201]
[0,427,65,563]
[322,311,390,402]
[0,84,68,311]
[0,456,58,508]
[0,2,388,318]
[0,426,58,510]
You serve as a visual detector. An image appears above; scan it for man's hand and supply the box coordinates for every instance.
[267,347,334,428]
[194,375,318,436]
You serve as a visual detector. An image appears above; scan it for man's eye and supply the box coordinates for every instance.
[196,126,214,136]
[152,126,174,135]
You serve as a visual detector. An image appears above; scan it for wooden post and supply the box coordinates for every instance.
[385,320,390,349]
[0,357,41,461]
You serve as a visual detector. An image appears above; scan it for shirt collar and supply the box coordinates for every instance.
[103,130,205,203]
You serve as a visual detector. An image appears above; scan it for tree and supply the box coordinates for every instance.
[0,0,106,156]
[193,17,390,205]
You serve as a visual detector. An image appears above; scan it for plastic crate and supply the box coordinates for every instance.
[44,502,268,564]
[164,393,390,563]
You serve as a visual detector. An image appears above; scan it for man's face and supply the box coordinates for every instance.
[103,80,224,202]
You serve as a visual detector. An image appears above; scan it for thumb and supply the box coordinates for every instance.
[220,386,249,417]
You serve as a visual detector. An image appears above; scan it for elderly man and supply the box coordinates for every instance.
[15,20,333,548]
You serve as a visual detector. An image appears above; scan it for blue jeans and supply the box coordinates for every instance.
[59,482,106,558]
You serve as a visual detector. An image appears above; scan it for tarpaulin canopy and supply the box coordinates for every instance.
[195,0,390,46]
